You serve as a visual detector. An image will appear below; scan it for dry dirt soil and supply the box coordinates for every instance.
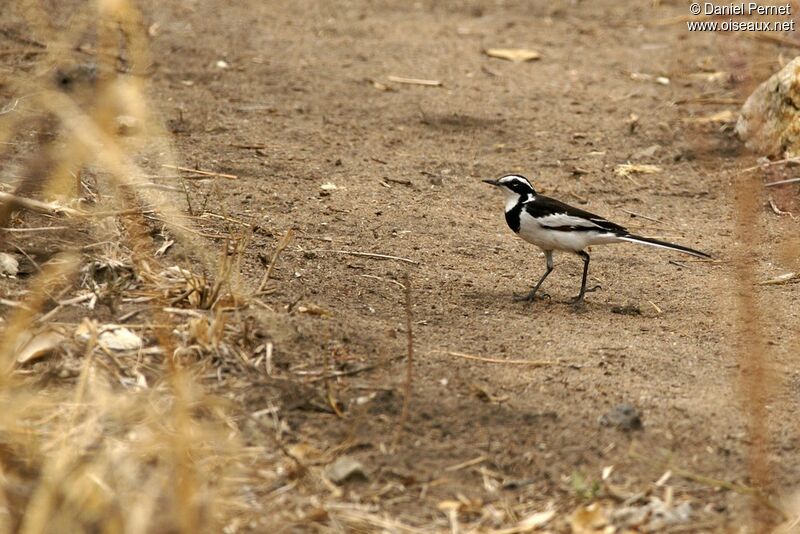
[4,0,800,531]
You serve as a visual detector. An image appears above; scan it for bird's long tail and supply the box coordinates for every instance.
[618,234,711,259]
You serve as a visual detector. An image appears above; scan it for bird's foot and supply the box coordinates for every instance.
[568,295,585,307]
[513,290,550,303]
[568,285,600,309]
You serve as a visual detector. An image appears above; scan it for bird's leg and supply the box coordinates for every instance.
[569,251,591,306]
[514,250,553,302]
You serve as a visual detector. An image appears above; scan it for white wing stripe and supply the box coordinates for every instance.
[535,213,603,229]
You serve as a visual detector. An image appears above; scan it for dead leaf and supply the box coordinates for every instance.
[484,48,541,63]
[98,328,143,351]
[15,330,65,364]
[569,503,608,533]
[296,303,332,317]
[614,163,662,177]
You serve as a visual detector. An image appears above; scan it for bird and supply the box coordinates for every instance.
[483,174,711,306]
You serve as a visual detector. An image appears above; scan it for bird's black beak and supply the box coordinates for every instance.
[482,179,499,186]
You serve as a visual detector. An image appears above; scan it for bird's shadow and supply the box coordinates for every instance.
[462,286,645,317]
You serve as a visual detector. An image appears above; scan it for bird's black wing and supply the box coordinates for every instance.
[522,195,627,233]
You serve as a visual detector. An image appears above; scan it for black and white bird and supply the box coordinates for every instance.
[483,174,711,305]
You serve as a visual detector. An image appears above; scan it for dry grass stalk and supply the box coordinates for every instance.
[429,350,557,366]
[306,248,419,265]
[392,272,414,448]
[257,228,294,293]
[0,2,258,531]
[732,168,778,527]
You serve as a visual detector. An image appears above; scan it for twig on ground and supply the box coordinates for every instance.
[430,350,558,366]
[674,96,742,106]
[36,292,94,324]
[387,76,442,86]
[131,183,183,192]
[646,299,662,314]
[161,164,238,180]
[765,177,800,187]
[0,226,70,232]
[180,177,194,216]
[307,249,419,265]
[14,245,42,272]
[359,274,406,289]
[0,28,47,48]
[196,212,252,227]
[740,157,800,174]
[393,272,414,448]
[305,363,383,383]
[265,342,273,376]
[759,272,799,285]
[619,208,665,224]
[258,229,294,293]
[768,197,797,220]
[0,299,31,310]
[0,192,83,217]
[324,349,344,419]
[384,177,413,186]
[444,455,486,472]
[230,143,268,149]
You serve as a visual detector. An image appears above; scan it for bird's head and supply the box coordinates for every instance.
[483,174,536,205]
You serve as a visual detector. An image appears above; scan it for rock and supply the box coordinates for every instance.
[737,56,800,157]
[325,456,367,484]
[599,403,643,431]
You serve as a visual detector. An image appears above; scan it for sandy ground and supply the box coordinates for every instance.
[3,0,800,531]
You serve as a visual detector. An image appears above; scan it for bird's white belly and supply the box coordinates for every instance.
[517,219,620,252]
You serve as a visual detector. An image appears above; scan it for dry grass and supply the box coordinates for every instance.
[0,2,260,532]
